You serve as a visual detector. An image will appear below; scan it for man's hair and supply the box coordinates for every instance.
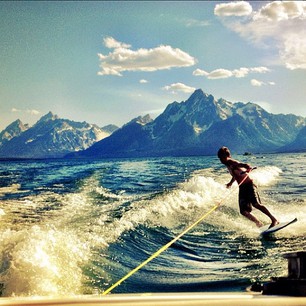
[217,146,231,159]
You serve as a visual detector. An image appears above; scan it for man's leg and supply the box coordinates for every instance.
[253,202,278,228]
[241,210,263,227]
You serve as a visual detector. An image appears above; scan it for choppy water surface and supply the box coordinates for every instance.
[0,153,305,296]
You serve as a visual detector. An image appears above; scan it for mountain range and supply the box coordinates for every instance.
[0,112,118,158]
[1,89,305,159]
[67,89,306,158]
[0,119,29,147]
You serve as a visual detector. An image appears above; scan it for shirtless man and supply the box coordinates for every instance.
[217,146,279,228]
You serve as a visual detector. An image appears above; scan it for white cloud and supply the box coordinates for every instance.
[249,66,270,73]
[232,67,249,78]
[207,69,233,79]
[11,108,40,115]
[103,37,131,49]
[139,79,148,84]
[27,109,40,115]
[193,68,233,79]
[214,1,252,17]
[98,37,196,76]
[185,18,211,27]
[254,1,306,21]
[11,108,21,112]
[193,66,270,79]
[251,79,264,87]
[251,79,275,87]
[215,1,306,70]
[163,83,196,94]
[192,69,209,77]
[280,34,306,70]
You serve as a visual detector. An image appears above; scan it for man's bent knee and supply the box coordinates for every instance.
[252,202,262,209]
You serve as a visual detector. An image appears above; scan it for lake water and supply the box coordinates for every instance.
[0,153,305,297]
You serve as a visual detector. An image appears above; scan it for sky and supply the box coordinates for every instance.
[1,1,306,131]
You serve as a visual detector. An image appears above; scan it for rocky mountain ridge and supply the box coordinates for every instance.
[0,112,118,158]
[68,89,306,158]
[1,89,305,159]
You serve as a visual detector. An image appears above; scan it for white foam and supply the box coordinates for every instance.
[0,164,301,296]
[249,166,282,186]
[100,175,230,233]
[0,184,21,195]
[0,226,89,296]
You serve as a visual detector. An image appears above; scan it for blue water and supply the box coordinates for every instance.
[0,153,305,297]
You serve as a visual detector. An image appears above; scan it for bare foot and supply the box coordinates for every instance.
[256,221,264,228]
[269,220,279,229]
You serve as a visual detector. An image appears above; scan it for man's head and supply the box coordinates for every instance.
[217,146,231,164]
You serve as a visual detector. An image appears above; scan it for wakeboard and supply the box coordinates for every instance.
[260,218,297,236]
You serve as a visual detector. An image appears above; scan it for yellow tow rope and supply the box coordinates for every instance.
[102,172,250,295]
